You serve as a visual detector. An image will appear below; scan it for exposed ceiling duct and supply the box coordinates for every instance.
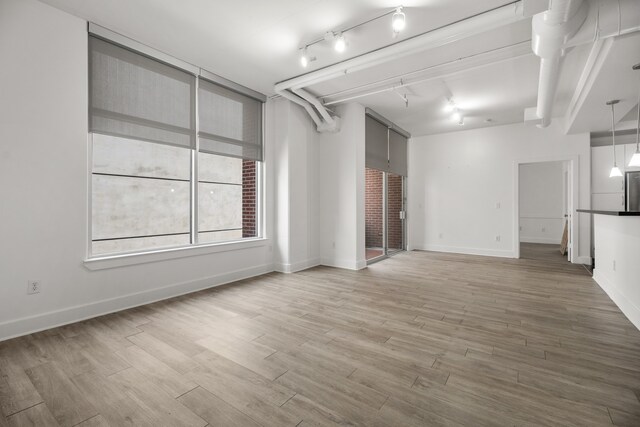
[275,1,530,133]
[529,0,640,128]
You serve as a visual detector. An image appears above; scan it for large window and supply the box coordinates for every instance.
[89,35,263,257]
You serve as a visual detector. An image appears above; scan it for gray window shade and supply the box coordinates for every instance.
[89,36,196,149]
[198,78,263,161]
[389,129,408,176]
[366,116,389,172]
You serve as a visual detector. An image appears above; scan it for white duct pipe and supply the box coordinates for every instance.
[277,88,324,129]
[292,88,335,125]
[533,0,588,127]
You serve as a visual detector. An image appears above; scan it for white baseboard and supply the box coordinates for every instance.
[0,263,274,342]
[576,256,592,265]
[413,244,515,259]
[320,257,367,270]
[593,269,640,331]
[275,258,321,273]
[520,237,561,245]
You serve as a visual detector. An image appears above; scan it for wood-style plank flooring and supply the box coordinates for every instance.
[1,250,640,426]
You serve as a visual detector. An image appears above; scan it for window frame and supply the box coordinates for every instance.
[85,25,267,267]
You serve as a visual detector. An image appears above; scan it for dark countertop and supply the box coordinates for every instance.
[577,209,640,216]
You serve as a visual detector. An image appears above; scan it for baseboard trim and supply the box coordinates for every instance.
[576,256,592,266]
[413,244,515,259]
[0,263,274,342]
[320,258,366,270]
[275,258,321,273]
[593,269,640,331]
[520,237,561,245]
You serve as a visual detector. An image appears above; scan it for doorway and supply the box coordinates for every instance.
[365,168,406,263]
[517,160,571,264]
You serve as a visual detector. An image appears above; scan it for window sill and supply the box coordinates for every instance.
[84,238,269,271]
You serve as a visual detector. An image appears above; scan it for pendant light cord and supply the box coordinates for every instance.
[636,81,640,151]
[611,103,617,167]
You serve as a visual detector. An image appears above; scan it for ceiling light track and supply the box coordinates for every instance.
[321,40,531,106]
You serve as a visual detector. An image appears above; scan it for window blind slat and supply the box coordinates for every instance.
[365,116,389,172]
[89,36,196,148]
[198,78,263,161]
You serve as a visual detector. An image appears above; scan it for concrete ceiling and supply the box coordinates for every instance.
[37,0,640,137]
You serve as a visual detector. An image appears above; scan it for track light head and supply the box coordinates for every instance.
[334,33,346,53]
[451,109,461,122]
[392,7,406,33]
[300,48,309,67]
[443,99,455,113]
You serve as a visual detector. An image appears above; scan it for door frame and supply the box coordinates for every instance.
[513,155,579,263]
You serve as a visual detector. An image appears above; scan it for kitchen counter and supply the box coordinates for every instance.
[577,209,640,216]
[583,212,640,331]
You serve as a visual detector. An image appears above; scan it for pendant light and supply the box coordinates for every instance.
[607,100,623,178]
[629,63,640,167]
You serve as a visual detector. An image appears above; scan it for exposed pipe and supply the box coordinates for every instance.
[275,1,527,131]
[532,0,588,127]
[532,0,640,128]
[277,89,323,129]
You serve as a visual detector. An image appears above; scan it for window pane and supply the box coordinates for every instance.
[92,134,191,255]
[198,153,257,243]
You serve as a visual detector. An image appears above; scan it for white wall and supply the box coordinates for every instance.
[592,215,640,330]
[272,98,320,273]
[0,0,275,341]
[519,161,566,244]
[408,121,591,263]
[318,103,366,270]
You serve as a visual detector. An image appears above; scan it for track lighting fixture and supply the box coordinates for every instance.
[392,7,406,33]
[334,33,346,53]
[296,5,405,65]
[443,99,455,113]
[607,100,623,178]
[300,47,315,68]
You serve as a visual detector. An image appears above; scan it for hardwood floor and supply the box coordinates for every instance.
[1,250,639,426]
[520,242,569,264]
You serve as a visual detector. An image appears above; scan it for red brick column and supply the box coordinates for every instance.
[242,160,257,238]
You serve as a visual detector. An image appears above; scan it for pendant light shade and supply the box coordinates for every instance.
[629,63,640,167]
[607,99,621,178]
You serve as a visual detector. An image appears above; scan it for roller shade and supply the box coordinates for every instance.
[198,78,263,161]
[389,129,408,176]
[89,36,196,148]
[365,116,389,172]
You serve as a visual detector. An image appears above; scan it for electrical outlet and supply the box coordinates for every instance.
[496,202,501,209]
[438,233,443,239]
[613,260,616,271]
[495,235,501,242]
[27,280,41,295]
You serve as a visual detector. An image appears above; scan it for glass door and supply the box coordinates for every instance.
[365,169,406,263]
[386,173,405,255]
[365,168,385,262]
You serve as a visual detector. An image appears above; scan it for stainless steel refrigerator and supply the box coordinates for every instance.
[626,171,640,211]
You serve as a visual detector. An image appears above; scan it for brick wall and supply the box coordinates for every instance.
[242,160,257,238]
[365,168,404,250]
[365,168,383,248]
